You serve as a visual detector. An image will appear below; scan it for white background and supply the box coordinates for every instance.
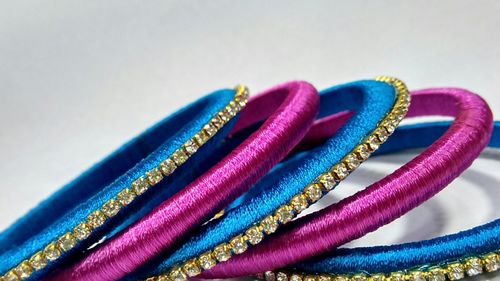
[0,1,499,280]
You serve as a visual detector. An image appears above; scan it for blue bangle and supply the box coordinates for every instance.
[0,86,248,280]
[135,77,409,281]
[274,121,500,281]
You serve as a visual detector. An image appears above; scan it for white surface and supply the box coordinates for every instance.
[0,1,499,280]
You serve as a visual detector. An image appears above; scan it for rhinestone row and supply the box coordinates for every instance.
[147,77,410,281]
[0,86,249,281]
[260,251,500,281]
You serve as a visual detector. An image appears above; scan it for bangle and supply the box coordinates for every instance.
[48,81,320,281]
[141,77,409,281]
[0,86,249,281]
[268,121,500,281]
[208,88,494,279]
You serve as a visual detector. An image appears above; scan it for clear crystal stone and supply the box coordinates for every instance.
[160,158,177,176]
[345,154,361,170]
[409,271,426,281]
[88,210,106,228]
[277,272,289,281]
[102,199,121,217]
[291,194,308,212]
[428,269,445,281]
[169,267,187,281]
[4,271,19,281]
[246,226,264,245]
[183,259,201,277]
[58,233,77,251]
[276,206,294,224]
[305,184,323,202]
[265,271,276,281]
[319,173,336,190]
[484,254,499,272]
[117,189,136,206]
[173,149,188,166]
[147,168,163,185]
[351,274,367,281]
[230,235,248,254]
[29,252,47,270]
[317,275,331,281]
[304,275,316,281]
[447,264,464,280]
[356,145,371,160]
[184,140,198,155]
[132,177,149,195]
[261,215,278,234]
[290,274,302,281]
[198,253,216,270]
[44,243,61,261]
[203,123,217,137]
[213,244,231,262]
[465,258,483,276]
[15,261,32,279]
[332,163,348,180]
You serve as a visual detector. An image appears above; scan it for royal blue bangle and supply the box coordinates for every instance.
[0,87,248,280]
[131,77,409,281]
[277,121,500,281]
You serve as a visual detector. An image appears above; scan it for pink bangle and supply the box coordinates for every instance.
[49,81,319,281]
[201,88,493,278]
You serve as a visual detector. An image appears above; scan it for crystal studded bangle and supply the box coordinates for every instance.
[0,86,249,281]
[138,77,409,281]
[48,81,321,281]
[260,122,500,281]
[242,90,496,281]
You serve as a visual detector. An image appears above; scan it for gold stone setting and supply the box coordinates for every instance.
[1,85,249,280]
[150,78,410,281]
[260,251,500,281]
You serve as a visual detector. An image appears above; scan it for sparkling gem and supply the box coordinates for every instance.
[15,261,32,280]
[173,149,189,166]
[356,144,371,160]
[218,111,230,123]
[44,242,61,261]
[245,226,264,245]
[147,168,163,185]
[465,258,483,276]
[261,215,278,234]
[376,127,390,142]
[3,271,19,281]
[230,235,248,254]
[203,123,217,137]
[291,194,308,213]
[367,135,381,151]
[304,276,316,281]
[160,159,177,176]
[409,271,426,281]
[102,199,121,217]
[345,154,361,170]
[332,163,349,180]
[265,271,276,281]
[318,275,331,281]
[157,275,169,281]
[194,131,210,146]
[351,274,367,281]
[88,210,107,228]
[213,243,231,262]
[73,222,92,241]
[484,254,499,272]
[318,173,336,190]
[29,252,47,270]
[369,274,385,281]
[305,184,323,202]
[428,269,445,281]
[58,233,77,252]
[447,263,464,280]
[290,274,303,281]
[211,116,224,129]
[277,272,289,281]
[132,177,150,195]
[183,259,201,277]
[117,188,136,206]
[169,267,187,281]
[276,205,294,224]
[334,275,348,281]
[388,272,405,281]
[198,252,216,270]
[184,140,199,155]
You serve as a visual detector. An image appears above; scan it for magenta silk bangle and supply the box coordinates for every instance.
[200,88,494,278]
[49,81,319,281]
